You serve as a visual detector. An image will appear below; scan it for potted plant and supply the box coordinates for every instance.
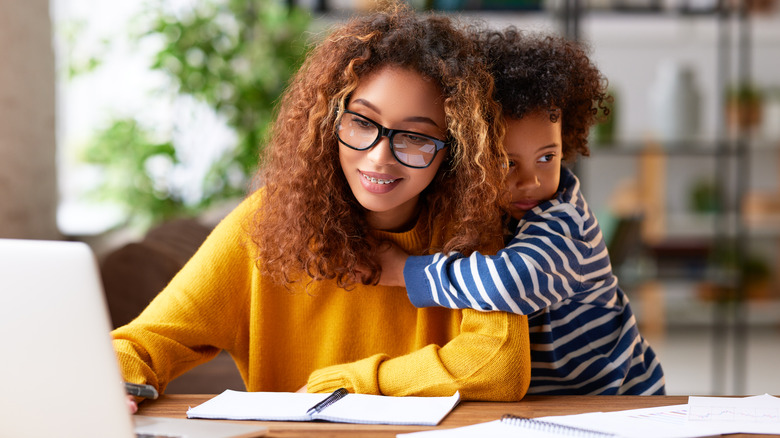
[725,82,763,134]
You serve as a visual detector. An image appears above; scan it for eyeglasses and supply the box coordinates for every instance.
[335,110,449,169]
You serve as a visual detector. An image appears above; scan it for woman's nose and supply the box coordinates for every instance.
[366,136,397,166]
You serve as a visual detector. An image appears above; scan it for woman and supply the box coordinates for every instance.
[113,4,530,411]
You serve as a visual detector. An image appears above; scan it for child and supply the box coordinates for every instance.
[378,28,665,395]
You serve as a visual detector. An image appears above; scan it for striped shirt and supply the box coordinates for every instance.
[404,167,666,395]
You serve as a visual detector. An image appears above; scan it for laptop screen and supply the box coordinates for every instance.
[0,239,267,438]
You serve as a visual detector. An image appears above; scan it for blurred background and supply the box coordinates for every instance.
[1,0,778,396]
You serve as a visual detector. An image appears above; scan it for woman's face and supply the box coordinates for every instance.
[339,65,448,232]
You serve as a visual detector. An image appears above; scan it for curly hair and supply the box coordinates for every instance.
[252,4,505,288]
[475,27,610,163]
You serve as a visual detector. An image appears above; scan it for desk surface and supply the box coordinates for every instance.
[137,394,775,437]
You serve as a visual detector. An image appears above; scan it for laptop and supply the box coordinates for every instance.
[0,238,267,438]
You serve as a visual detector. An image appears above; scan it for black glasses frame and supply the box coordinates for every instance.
[336,110,449,169]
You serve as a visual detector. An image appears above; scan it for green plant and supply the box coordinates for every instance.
[706,245,772,301]
[79,0,311,230]
[81,119,184,230]
[689,177,721,214]
[724,82,763,131]
[725,82,762,105]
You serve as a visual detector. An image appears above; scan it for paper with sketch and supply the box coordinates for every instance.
[398,415,617,437]
[557,405,726,438]
[688,393,780,435]
[186,389,460,426]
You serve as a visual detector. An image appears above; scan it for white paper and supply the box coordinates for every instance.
[186,390,327,421]
[399,396,780,438]
[553,405,727,438]
[186,389,460,426]
[314,391,461,425]
[688,393,780,435]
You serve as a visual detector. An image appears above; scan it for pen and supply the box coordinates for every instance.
[124,381,159,399]
[305,388,348,416]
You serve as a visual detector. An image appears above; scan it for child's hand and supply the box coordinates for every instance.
[377,241,409,288]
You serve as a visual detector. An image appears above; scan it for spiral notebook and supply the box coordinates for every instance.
[397,414,616,437]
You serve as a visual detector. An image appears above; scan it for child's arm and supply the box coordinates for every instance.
[403,206,615,316]
[376,242,410,288]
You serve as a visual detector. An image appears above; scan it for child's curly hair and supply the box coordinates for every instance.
[475,27,609,163]
[252,5,505,288]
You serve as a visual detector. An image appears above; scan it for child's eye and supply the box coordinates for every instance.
[538,154,556,163]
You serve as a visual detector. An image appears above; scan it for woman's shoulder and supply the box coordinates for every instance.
[222,187,266,222]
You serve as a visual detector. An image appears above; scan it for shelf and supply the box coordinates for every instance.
[591,138,780,154]
[745,215,780,237]
[644,280,780,329]
[591,141,737,155]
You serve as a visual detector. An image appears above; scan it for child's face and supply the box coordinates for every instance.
[339,65,448,231]
[504,112,563,220]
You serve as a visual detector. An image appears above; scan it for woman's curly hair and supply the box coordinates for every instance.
[475,27,610,163]
[251,5,505,288]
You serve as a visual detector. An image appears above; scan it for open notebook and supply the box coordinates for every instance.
[187,389,461,426]
[0,238,267,438]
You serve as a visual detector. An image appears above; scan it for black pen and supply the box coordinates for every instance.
[305,388,348,416]
[124,381,159,399]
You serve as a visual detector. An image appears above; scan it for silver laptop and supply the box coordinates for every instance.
[0,238,267,438]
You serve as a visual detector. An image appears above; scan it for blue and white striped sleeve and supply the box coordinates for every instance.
[404,203,607,315]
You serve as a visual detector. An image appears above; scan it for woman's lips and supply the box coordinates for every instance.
[359,170,401,194]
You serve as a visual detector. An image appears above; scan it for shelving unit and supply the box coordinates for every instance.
[571,5,780,395]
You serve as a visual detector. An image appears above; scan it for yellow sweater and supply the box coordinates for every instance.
[112,190,530,401]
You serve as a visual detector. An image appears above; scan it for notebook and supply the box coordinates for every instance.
[397,414,617,437]
[187,388,461,425]
[0,238,267,438]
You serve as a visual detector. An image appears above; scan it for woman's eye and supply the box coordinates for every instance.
[405,134,431,145]
[351,117,373,129]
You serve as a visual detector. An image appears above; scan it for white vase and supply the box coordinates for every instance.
[648,61,701,145]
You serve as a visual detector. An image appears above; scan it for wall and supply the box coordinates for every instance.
[0,0,59,239]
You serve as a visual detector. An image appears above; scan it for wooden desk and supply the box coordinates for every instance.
[137,395,776,437]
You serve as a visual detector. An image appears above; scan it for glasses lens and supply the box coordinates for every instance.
[337,113,378,150]
[393,133,439,167]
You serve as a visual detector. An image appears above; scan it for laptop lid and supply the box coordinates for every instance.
[0,239,266,438]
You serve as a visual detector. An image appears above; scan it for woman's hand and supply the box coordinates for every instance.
[127,395,138,414]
